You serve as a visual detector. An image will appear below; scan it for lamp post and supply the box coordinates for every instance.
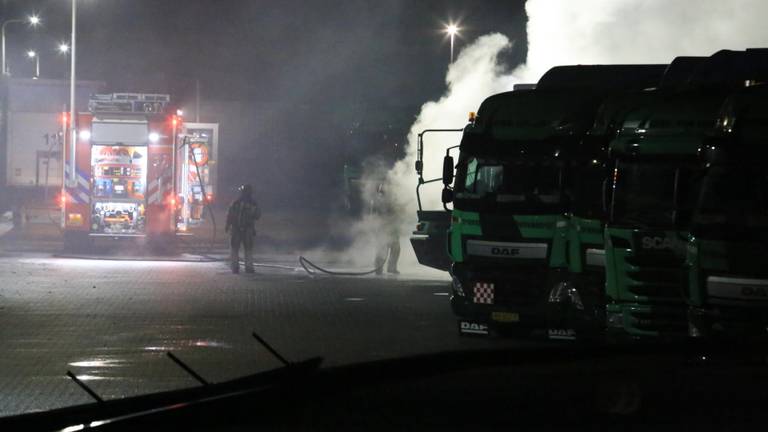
[68,0,77,186]
[27,50,39,78]
[445,23,460,64]
[1,15,40,75]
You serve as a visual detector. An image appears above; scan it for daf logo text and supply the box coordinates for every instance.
[491,247,520,256]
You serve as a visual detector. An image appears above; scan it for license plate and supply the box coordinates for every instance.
[491,311,520,323]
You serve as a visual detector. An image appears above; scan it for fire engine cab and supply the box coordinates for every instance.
[61,93,183,250]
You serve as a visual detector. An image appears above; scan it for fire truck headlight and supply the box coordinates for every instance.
[79,130,91,140]
[148,132,160,143]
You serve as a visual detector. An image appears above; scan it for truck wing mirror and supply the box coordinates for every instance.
[415,160,423,175]
[441,187,454,204]
[442,155,455,186]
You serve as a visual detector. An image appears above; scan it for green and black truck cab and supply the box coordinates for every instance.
[558,58,707,339]
[548,90,659,340]
[603,49,768,340]
[434,65,665,336]
[687,83,768,338]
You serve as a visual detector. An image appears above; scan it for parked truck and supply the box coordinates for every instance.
[603,49,768,339]
[686,83,768,338]
[413,64,666,336]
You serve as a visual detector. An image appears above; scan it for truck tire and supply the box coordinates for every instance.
[63,231,93,253]
[147,234,178,255]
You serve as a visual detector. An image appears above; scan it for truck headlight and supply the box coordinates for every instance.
[451,275,465,297]
[607,311,624,328]
[688,321,702,338]
[548,281,584,310]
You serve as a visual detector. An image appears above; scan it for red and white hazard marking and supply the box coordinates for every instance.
[473,282,494,305]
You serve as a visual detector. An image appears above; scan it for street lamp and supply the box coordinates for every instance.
[58,43,70,54]
[27,50,39,79]
[444,23,460,64]
[68,0,78,186]
[1,14,41,75]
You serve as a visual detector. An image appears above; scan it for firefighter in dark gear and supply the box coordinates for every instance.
[225,184,261,273]
[372,184,400,275]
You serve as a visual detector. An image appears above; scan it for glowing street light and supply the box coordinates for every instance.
[444,23,460,64]
[1,14,41,75]
[27,50,39,79]
[58,42,70,54]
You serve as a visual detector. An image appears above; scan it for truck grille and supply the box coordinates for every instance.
[468,265,550,307]
[624,253,687,300]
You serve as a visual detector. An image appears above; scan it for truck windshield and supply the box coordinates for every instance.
[610,160,697,229]
[693,167,768,237]
[570,159,607,219]
[455,156,565,212]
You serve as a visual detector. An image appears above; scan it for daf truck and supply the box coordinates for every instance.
[687,83,768,338]
[414,64,666,336]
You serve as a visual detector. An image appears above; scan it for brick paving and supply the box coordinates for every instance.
[0,253,518,417]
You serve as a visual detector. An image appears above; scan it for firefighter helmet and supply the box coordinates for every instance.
[238,184,253,198]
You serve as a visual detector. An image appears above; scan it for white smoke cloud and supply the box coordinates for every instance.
[522,0,768,80]
[387,33,519,214]
[352,0,768,275]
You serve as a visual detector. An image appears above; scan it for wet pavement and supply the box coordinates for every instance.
[0,252,523,417]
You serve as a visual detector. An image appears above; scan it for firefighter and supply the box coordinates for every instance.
[372,184,400,275]
[225,184,261,273]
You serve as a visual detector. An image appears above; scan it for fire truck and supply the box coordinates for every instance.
[61,93,187,251]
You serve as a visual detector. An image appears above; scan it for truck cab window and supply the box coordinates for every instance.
[611,160,697,228]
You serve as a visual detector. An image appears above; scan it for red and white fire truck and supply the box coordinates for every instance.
[61,93,186,250]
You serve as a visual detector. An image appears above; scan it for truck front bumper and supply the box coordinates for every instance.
[689,306,768,339]
[449,262,560,332]
[605,303,688,341]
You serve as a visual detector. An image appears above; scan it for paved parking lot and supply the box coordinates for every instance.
[0,252,518,417]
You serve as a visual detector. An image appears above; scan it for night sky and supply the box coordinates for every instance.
[2,1,526,101]
[1,0,527,210]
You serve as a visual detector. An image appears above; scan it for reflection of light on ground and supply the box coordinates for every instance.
[145,339,232,350]
[20,258,204,269]
[69,359,126,368]
[144,346,172,352]
[76,374,116,381]
[192,340,231,348]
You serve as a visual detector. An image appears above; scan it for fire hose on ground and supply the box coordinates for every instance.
[298,256,384,276]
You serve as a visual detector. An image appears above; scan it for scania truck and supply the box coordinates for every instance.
[603,49,768,339]
[413,64,665,336]
[686,83,768,338]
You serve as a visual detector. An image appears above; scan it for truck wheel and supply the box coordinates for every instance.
[63,231,92,253]
[147,234,177,255]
